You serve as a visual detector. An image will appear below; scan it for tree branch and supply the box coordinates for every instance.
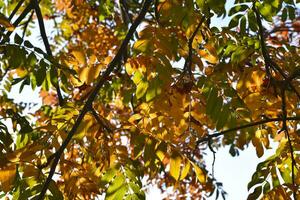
[279,88,297,199]
[0,1,34,44]
[90,108,113,133]
[33,0,64,106]
[183,16,205,76]
[196,116,300,146]
[22,10,34,39]
[37,1,152,199]
[8,0,25,21]
[253,3,300,100]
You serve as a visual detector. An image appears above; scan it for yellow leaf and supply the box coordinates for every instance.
[204,43,217,57]
[125,62,135,75]
[198,49,218,64]
[0,13,14,31]
[128,114,142,124]
[86,67,97,85]
[72,50,86,65]
[192,163,206,183]
[15,68,28,78]
[170,152,181,181]
[179,159,190,180]
[255,129,268,138]
[74,114,94,140]
[133,39,152,52]
[0,164,16,192]
[252,137,264,158]
[79,67,89,83]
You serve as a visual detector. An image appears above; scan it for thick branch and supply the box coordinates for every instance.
[33,0,64,106]
[37,1,152,199]
[8,0,25,21]
[196,116,300,146]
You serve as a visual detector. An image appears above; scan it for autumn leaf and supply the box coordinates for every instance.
[0,164,16,192]
[0,12,14,31]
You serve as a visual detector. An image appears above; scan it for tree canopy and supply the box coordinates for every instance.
[0,0,299,199]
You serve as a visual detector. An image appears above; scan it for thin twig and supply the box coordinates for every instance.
[208,139,216,178]
[22,10,34,39]
[37,152,57,169]
[183,17,205,76]
[37,1,152,199]
[33,0,64,106]
[196,116,300,146]
[90,108,113,133]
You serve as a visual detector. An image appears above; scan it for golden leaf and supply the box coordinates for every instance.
[192,163,206,183]
[179,160,191,180]
[0,13,14,31]
[0,164,16,192]
[170,152,182,181]
[72,50,86,65]
[198,49,218,64]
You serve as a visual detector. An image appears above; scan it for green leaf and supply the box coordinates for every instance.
[259,3,273,22]
[50,66,58,87]
[106,174,126,196]
[210,96,223,122]
[106,184,127,200]
[229,14,243,29]
[248,10,258,32]
[125,194,140,200]
[247,177,264,190]
[100,167,118,187]
[281,8,288,21]
[132,71,143,85]
[136,80,148,99]
[262,181,270,194]
[146,78,162,102]
[128,182,140,194]
[48,180,63,200]
[247,186,262,200]
[229,4,249,16]
[30,72,37,90]
[34,47,45,54]
[287,6,295,20]
[27,52,37,67]
[240,16,247,34]
[19,77,30,93]
[229,145,236,156]
[14,34,23,45]
[35,64,47,87]
[24,41,34,48]
[206,87,218,115]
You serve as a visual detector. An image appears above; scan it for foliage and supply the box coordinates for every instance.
[0,0,299,199]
